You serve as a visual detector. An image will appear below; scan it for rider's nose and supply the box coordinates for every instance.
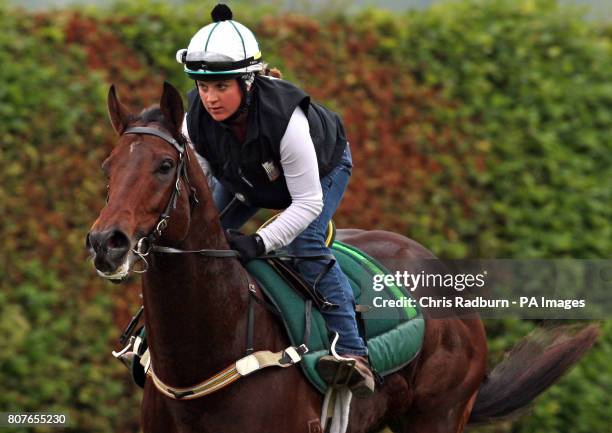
[205,91,218,104]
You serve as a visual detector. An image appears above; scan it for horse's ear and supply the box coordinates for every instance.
[107,85,131,135]
[160,81,185,135]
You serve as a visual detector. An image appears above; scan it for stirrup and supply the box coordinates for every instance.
[317,333,357,387]
[327,359,357,388]
[329,332,357,386]
[317,333,375,396]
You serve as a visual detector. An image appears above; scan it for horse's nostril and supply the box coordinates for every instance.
[85,232,92,250]
[107,230,130,251]
[87,229,130,256]
[88,229,131,274]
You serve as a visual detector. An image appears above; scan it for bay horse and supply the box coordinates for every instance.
[87,82,599,433]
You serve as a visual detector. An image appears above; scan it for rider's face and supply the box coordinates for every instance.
[197,79,242,121]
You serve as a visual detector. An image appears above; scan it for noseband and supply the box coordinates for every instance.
[120,126,239,271]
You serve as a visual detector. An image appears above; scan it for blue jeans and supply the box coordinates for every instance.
[213,146,367,356]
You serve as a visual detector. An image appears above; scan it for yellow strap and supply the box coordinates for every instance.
[147,365,241,400]
[145,347,303,400]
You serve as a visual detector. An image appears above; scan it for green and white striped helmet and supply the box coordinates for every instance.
[176,4,263,80]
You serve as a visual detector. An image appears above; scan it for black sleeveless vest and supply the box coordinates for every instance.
[186,75,347,209]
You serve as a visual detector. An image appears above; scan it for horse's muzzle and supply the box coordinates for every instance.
[86,229,132,276]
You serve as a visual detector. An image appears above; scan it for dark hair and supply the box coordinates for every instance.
[260,64,282,79]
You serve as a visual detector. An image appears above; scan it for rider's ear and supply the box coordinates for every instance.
[107,85,131,135]
[160,81,185,136]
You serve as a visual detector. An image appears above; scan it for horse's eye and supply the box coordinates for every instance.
[158,159,174,175]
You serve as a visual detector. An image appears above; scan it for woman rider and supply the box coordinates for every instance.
[176,4,374,396]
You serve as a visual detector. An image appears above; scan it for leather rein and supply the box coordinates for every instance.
[121,126,333,265]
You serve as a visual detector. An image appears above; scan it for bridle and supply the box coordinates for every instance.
[120,126,239,273]
[123,126,192,245]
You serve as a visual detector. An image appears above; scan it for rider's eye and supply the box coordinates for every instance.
[157,159,174,175]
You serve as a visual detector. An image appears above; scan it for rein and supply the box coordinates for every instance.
[120,126,332,266]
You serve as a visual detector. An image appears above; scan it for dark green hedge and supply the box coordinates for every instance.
[399,0,612,259]
[0,6,141,433]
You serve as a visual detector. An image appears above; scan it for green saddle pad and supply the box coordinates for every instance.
[246,240,425,393]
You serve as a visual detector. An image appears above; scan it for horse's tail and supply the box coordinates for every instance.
[468,324,599,424]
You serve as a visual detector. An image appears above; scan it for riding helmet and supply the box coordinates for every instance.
[176,4,263,80]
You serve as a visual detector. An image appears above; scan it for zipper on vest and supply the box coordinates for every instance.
[238,167,254,188]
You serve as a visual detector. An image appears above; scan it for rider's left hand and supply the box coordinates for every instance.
[226,230,266,261]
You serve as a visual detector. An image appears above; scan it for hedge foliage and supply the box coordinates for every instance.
[0,4,143,433]
[399,0,612,259]
[1,0,610,432]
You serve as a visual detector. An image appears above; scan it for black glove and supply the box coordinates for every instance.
[226,230,266,261]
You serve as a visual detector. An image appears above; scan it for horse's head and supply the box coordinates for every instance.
[87,82,197,281]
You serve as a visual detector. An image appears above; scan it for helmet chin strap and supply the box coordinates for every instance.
[222,73,255,124]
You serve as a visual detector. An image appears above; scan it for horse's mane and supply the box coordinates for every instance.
[135,106,187,146]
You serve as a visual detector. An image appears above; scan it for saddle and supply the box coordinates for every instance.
[118,221,425,395]
[246,236,425,393]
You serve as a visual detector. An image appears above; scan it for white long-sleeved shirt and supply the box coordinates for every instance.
[182,106,324,252]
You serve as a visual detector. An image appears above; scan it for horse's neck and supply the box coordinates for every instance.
[142,179,251,386]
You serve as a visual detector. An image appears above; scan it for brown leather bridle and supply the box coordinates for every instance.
[120,126,239,272]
